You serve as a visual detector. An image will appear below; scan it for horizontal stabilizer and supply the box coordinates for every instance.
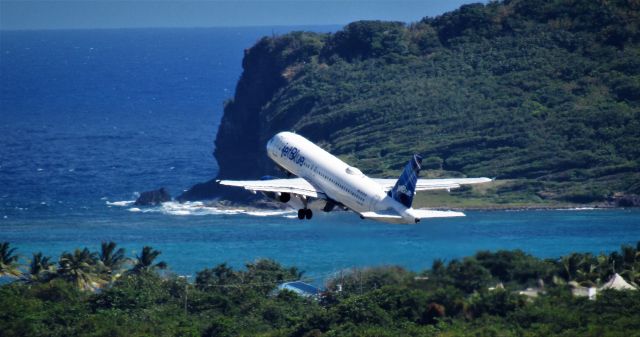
[411,209,465,218]
[359,211,406,224]
[360,208,465,224]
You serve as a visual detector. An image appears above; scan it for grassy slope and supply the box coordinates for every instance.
[228,0,640,207]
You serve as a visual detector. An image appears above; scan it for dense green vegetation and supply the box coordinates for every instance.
[205,0,640,206]
[2,240,640,336]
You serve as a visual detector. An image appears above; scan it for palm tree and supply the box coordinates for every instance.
[621,244,637,270]
[130,246,167,274]
[594,253,614,284]
[26,252,55,283]
[431,258,446,276]
[575,253,600,286]
[57,248,104,290]
[0,242,22,278]
[98,241,127,280]
[619,242,640,287]
[608,251,624,273]
[196,263,239,290]
[558,253,584,282]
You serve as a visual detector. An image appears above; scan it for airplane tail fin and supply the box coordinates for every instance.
[389,154,422,208]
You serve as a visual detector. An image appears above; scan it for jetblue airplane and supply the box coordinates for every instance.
[219,132,491,224]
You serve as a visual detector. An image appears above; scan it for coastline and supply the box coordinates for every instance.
[170,198,625,214]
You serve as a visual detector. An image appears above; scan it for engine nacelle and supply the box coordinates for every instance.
[259,191,291,203]
[323,199,336,212]
[278,192,291,203]
[258,176,291,203]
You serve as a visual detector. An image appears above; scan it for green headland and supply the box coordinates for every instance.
[180,0,640,209]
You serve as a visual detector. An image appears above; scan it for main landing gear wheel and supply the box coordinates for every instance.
[298,209,313,220]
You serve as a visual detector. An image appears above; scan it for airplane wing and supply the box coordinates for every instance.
[217,178,327,199]
[371,177,492,192]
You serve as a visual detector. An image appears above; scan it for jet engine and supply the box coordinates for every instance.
[259,176,291,203]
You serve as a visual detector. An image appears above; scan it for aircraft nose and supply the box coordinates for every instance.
[267,135,276,151]
[266,134,281,157]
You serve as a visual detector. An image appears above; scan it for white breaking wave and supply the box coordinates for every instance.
[245,210,297,217]
[558,207,598,211]
[106,200,135,207]
[126,201,295,217]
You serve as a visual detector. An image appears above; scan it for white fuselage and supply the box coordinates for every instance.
[266,132,420,222]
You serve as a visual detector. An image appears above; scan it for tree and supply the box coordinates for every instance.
[466,289,525,318]
[196,263,239,290]
[323,21,410,61]
[431,258,446,275]
[558,253,584,282]
[448,258,492,293]
[57,248,104,290]
[243,259,302,295]
[129,246,167,275]
[619,242,640,286]
[574,253,600,286]
[594,253,614,285]
[621,244,639,270]
[98,241,127,280]
[0,242,22,278]
[26,252,55,283]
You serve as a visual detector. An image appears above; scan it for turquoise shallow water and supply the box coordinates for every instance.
[2,206,639,283]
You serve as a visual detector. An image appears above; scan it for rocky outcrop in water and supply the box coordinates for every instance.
[135,188,171,206]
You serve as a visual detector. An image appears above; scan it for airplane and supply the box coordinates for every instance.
[218,131,492,224]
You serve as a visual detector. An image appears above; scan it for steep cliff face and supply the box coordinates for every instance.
[178,33,326,201]
[180,0,640,204]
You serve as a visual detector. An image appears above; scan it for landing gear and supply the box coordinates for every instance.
[296,195,313,220]
[297,208,313,220]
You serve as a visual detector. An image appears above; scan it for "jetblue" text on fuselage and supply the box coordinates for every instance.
[281,144,305,166]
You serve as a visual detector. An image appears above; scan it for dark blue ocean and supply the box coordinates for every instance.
[1,28,639,283]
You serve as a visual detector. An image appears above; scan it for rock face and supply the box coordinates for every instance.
[135,188,171,206]
[178,34,325,202]
[610,194,640,207]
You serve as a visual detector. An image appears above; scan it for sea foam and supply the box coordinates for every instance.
[106,200,135,207]
[124,201,295,218]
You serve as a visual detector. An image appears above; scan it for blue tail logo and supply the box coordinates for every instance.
[389,154,422,208]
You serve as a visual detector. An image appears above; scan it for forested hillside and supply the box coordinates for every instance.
[2,241,640,336]
[181,0,640,206]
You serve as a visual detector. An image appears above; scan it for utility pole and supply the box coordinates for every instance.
[179,275,191,315]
